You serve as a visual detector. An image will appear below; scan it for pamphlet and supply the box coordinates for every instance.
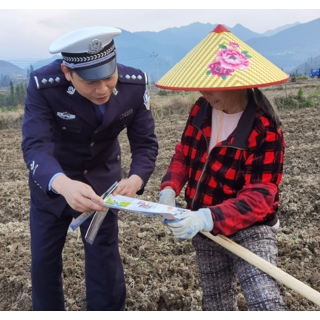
[93,194,190,220]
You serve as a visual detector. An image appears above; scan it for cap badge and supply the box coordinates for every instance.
[88,39,103,54]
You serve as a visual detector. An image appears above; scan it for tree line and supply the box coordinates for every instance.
[0,80,27,109]
[0,64,34,109]
[0,74,12,87]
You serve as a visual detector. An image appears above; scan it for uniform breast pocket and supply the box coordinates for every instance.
[55,119,82,134]
[53,119,84,142]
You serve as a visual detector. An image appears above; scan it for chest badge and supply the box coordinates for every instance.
[57,111,76,120]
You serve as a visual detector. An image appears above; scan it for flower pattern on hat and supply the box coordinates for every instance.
[206,42,252,80]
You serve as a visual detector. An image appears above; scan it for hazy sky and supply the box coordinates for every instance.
[1,2,320,62]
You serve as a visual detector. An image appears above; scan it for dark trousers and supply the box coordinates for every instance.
[30,198,126,311]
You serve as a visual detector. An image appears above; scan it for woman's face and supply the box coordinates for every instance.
[199,89,248,114]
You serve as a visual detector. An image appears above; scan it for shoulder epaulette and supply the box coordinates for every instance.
[33,74,70,89]
[117,64,148,85]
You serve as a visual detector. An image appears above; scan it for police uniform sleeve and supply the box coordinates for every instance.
[21,71,66,195]
[119,71,158,194]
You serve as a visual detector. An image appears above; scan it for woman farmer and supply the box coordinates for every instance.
[157,25,288,311]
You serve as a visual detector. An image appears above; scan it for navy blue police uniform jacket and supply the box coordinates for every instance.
[22,59,158,217]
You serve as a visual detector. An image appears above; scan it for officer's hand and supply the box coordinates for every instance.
[112,174,143,198]
[164,208,214,240]
[51,175,106,212]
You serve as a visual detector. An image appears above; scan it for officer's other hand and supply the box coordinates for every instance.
[51,175,106,212]
[112,174,143,198]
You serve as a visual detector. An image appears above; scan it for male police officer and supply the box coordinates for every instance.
[21,26,158,311]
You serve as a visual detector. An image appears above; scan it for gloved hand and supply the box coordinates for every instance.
[158,188,176,224]
[164,208,213,240]
[159,188,176,206]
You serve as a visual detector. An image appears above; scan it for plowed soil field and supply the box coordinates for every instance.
[1,81,320,311]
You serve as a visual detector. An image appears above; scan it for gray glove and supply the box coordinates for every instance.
[159,188,176,207]
[164,208,214,240]
[158,188,176,224]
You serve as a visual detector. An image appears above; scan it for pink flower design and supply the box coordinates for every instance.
[216,48,251,71]
[206,42,252,80]
[208,61,234,78]
[229,42,239,49]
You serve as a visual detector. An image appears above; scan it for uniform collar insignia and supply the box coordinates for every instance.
[67,86,76,95]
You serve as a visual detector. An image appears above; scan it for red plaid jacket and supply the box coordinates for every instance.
[161,92,285,236]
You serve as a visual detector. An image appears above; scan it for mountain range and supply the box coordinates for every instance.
[2,18,320,82]
[0,60,27,78]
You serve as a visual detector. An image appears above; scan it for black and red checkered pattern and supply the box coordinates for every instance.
[161,92,285,236]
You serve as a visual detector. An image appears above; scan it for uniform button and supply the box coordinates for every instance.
[90,142,95,147]
[84,170,88,174]
[117,155,120,161]
[62,127,66,130]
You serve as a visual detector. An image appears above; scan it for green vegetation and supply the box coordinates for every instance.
[0,80,27,109]
[275,86,320,109]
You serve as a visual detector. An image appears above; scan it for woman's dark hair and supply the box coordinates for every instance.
[250,87,281,129]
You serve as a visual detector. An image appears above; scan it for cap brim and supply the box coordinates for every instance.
[75,57,117,81]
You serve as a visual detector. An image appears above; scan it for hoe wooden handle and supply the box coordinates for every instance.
[201,231,320,307]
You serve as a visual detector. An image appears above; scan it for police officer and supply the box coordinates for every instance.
[21,26,158,311]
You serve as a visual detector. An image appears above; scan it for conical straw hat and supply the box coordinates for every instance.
[156,24,289,91]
